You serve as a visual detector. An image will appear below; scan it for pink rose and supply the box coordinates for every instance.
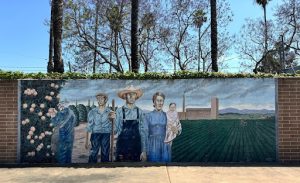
[30,126,35,132]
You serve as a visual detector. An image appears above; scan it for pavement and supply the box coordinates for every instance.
[0,165,300,183]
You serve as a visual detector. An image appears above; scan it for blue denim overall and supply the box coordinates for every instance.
[116,107,141,161]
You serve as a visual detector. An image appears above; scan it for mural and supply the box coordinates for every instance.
[20,79,276,163]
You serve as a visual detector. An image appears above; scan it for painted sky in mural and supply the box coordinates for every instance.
[59,79,275,112]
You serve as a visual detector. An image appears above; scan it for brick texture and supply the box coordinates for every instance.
[0,80,18,163]
[278,78,300,163]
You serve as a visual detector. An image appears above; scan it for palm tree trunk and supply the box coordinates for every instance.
[210,0,218,72]
[47,0,54,73]
[52,0,64,73]
[198,26,201,72]
[131,0,139,73]
[109,31,113,73]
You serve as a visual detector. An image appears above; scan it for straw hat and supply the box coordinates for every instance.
[118,85,143,100]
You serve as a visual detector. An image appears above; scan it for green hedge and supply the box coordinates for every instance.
[0,70,299,79]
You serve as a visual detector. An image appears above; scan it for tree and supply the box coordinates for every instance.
[92,0,100,73]
[255,0,271,69]
[275,0,300,60]
[159,0,233,72]
[62,0,233,73]
[107,5,125,72]
[193,9,207,72]
[77,104,87,123]
[47,0,54,73]
[236,18,279,73]
[138,0,162,72]
[210,0,218,72]
[131,0,140,73]
[52,0,64,73]
[63,0,130,73]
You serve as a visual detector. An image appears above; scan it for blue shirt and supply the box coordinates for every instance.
[86,107,113,133]
[115,104,146,152]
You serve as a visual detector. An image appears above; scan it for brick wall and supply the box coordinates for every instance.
[277,78,300,163]
[0,80,18,163]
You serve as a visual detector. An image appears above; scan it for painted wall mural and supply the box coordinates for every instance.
[20,79,276,163]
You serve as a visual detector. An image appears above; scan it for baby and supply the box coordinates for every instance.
[164,103,182,144]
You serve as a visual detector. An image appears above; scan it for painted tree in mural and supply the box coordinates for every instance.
[21,80,64,163]
[77,104,88,123]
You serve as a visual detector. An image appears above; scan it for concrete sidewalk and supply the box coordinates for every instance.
[0,166,300,183]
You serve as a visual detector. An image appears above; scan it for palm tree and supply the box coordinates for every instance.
[131,0,139,73]
[52,0,64,73]
[107,6,123,73]
[193,9,206,72]
[47,0,54,73]
[210,0,218,72]
[255,0,271,71]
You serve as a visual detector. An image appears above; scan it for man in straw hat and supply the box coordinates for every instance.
[85,92,115,163]
[112,85,147,162]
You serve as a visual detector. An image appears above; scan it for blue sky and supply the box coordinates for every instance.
[0,0,281,73]
[60,78,275,111]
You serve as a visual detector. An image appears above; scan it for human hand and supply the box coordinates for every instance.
[109,111,116,121]
[140,152,147,162]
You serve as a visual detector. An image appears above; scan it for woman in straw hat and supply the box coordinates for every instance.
[113,85,147,162]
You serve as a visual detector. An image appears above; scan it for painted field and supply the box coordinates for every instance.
[172,119,276,162]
